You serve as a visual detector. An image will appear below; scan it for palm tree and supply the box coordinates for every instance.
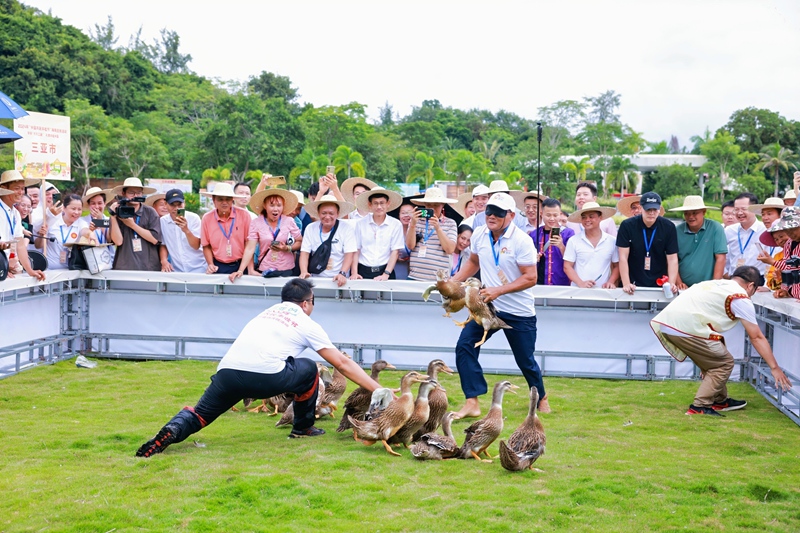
[562,157,593,182]
[690,127,712,154]
[200,166,232,188]
[447,149,485,191]
[757,143,797,197]
[331,145,366,179]
[606,156,639,195]
[476,139,503,164]
[289,149,330,187]
[407,152,438,188]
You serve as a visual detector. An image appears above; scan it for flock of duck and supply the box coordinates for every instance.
[242,358,546,472]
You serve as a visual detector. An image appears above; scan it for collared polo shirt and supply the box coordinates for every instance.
[408,215,457,281]
[160,212,206,273]
[201,206,250,263]
[300,220,357,277]
[676,218,728,287]
[470,223,537,317]
[248,214,302,272]
[354,214,404,267]
[724,220,766,276]
[0,199,23,261]
[563,230,619,286]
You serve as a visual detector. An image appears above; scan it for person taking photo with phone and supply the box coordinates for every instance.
[405,188,457,282]
[159,189,205,273]
[530,198,574,286]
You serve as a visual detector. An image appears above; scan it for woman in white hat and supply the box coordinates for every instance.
[108,177,162,271]
[82,187,122,249]
[298,195,356,286]
[34,193,94,270]
[406,187,458,281]
[232,188,301,280]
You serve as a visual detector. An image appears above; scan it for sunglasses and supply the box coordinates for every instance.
[485,204,509,219]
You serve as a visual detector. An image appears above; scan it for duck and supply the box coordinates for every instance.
[336,359,396,433]
[463,278,512,347]
[410,412,459,460]
[413,359,454,441]
[366,388,394,420]
[499,387,546,472]
[422,269,468,324]
[275,367,327,428]
[347,371,429,456]
[388,379,443,448]
[317,355,349,418]
[459,380,518,462]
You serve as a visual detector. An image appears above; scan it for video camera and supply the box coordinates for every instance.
[109,196,146,219]
[781,255,800,287]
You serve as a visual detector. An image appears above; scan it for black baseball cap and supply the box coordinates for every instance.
[640,191,662,210]
[165,189,185,204]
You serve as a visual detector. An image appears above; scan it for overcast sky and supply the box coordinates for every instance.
[22,0,800,148]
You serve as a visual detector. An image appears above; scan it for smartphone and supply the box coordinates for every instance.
[418,208,432,218]
[52,192,61,204]
[326,165,335,176]
[91,218,110,228]
[551,226,561,237]
[177,208,186,217]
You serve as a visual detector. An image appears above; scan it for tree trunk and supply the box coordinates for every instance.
[774,169,779,198]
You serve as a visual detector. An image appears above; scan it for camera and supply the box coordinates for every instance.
[418,208,432,218]
[110,197,146,219]
[781,255,800,287]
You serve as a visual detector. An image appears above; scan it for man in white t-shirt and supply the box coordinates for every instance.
[299,194,357,286]
[563,202,620,288]
[450,192,549,418]
[565,181,618,237]
[136,278,383,457]
[159,189,206,273]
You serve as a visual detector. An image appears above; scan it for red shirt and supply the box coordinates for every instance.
[772,239,800,298]
[201,206,251,262]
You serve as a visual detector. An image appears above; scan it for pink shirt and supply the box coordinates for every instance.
[201,206,251,262]
[249,214,301,272]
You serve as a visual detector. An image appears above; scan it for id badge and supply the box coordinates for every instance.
[418,244,427,258]
[59,248,68,264]
[132,237,142,253]
[736,257,745,267]
[498,268,509,285]
[226,242,232,257]
[644,255,651,271]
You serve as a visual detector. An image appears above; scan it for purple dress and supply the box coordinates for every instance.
[530,226,575,286]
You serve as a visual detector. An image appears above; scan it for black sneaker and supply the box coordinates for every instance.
[686,404,724,417]
[135,425,178,457]
[288,426,326,439]
[712,398,747,412]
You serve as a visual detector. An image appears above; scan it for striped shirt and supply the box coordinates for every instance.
[408,216,457,281]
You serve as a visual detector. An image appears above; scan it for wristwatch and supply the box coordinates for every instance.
[384,269,392,275]
[338,271,347,277]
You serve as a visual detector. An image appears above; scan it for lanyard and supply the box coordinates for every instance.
[642,226,657,257]
[218,215,236,241]
[132,215,142,239]
[3,204,16,235]
[488,230,502,267]
[737,227,754,255]
[451,253,462,276]
[59,224,74,244]
[266,215,280,242]
[422,219,434,244]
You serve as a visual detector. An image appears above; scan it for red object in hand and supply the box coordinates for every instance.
[656,275,668,287]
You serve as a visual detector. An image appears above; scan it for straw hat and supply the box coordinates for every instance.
[248,187,298,216]
[81,187,112,209]
[305,194,355,219]
[201,182,244,199]
[452,192,475,217]
[568,201,617,223]
[617,194,665,217]
[356,186,403,212]
[410,187,457,205]
[290,190,306,206]
[145,193,166,208]
[669,196,720,212]
[0,188,13,197]
[748,197,785,214]
[785,189,797,200]
[341,177,377,204]
[111,177,157,196]
[487,180,510,194]
[508,190,546,212]
[0,169,39,187]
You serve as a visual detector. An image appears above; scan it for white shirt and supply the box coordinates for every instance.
[563,230,619,286]
[354,214,404,267]
[300,220,357,277]
[160,212,206,273]
[0,199,23,245]
[45,216,89,270]
[217,302,336,374]
[724,220,766,276]
[470,223,537,317]
[461,214,475,228]
[660,298,756,338]
[566,216,617,237]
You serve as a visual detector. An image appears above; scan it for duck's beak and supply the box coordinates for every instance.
[508,384,520,394]
[441,365,454,375]
[385,363,396,369]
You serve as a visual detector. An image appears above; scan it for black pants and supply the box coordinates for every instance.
[161,357,319,444]
[213,258,241,275]
[357,263,396,280]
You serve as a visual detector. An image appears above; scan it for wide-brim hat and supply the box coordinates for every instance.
[487,180,510,194]
[305,194,355,219]
[771,205,800,230]
[248,188,298,216]
[452,192,475,217]
[341,177,377,204]
[410,187,457,205]
[291,190,306,206]
[785,190,797,200]
[0,169,39,187]
[568,201,617,223]
[760,221,785,248]
[508,190,546,212]
[669,195,719,212]
[748,197,785,215]
[145,193,166,208]
[111,177,157,196]
[616,195,665,217]
[356,186,403,213]
[0,188,14,197]
[81,187,112,209]
[201,182,245,199]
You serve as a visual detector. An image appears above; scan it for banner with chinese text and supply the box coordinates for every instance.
[13,112,71,180]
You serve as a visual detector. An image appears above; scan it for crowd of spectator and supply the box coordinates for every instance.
[1,169,799,300]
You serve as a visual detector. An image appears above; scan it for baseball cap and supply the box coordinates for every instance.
[472,184,490,197]
[640,191,662,211]
[486,192,516,212]
[165,189,185,204]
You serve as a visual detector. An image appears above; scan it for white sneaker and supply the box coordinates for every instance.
[75,355,98,369]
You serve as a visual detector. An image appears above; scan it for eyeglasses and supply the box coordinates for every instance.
[306,296,315,305]
[485,204,509,219]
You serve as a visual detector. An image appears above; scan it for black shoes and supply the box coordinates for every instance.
[712,398,747,412]
[686,404,725,416]
[135,425,178,457]
[288,426,326,438]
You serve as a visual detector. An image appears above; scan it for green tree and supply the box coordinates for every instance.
[606,156,639,195]
[720,107,795,154]
[447,149,488,189]
[652,164,698,199]
[65,99,112,191]
[406,152,444,188]
[247,71,298,103]
[733,174,773,201]
[89,16,119,51]
[107,117,171,178]
[331,145,366,179]
[537,100,586,152]
[200,166,232,188]
[645,141,670,154]
[299,103,371,156]
[699,131,741,191]
[289,149,330,188]
[756,143,797,197]
[562,157,593,182]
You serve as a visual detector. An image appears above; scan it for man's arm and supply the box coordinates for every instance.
[742,320,792,391]
[451,252,480,282]
[119,217,159,245]
[712,253,726,280]
[16,242,46,281]
[563,260,589,288]
[159,245,173,272]
[481,263,537,303]
[618,246,635,293]
[318,347,382,392]
[666,253,678,287]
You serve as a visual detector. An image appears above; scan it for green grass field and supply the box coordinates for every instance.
[2,359,798,533]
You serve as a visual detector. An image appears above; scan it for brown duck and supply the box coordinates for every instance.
[412,359,454,441]
[347,371,429,456]
[463,278,512,347]
[389,379,443,448]
[410,411,459,460]
[459,380,518,462]
[422,269,469,325]
[336,359,396,432]
[317,354,349,418]
[499,386,546,472]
